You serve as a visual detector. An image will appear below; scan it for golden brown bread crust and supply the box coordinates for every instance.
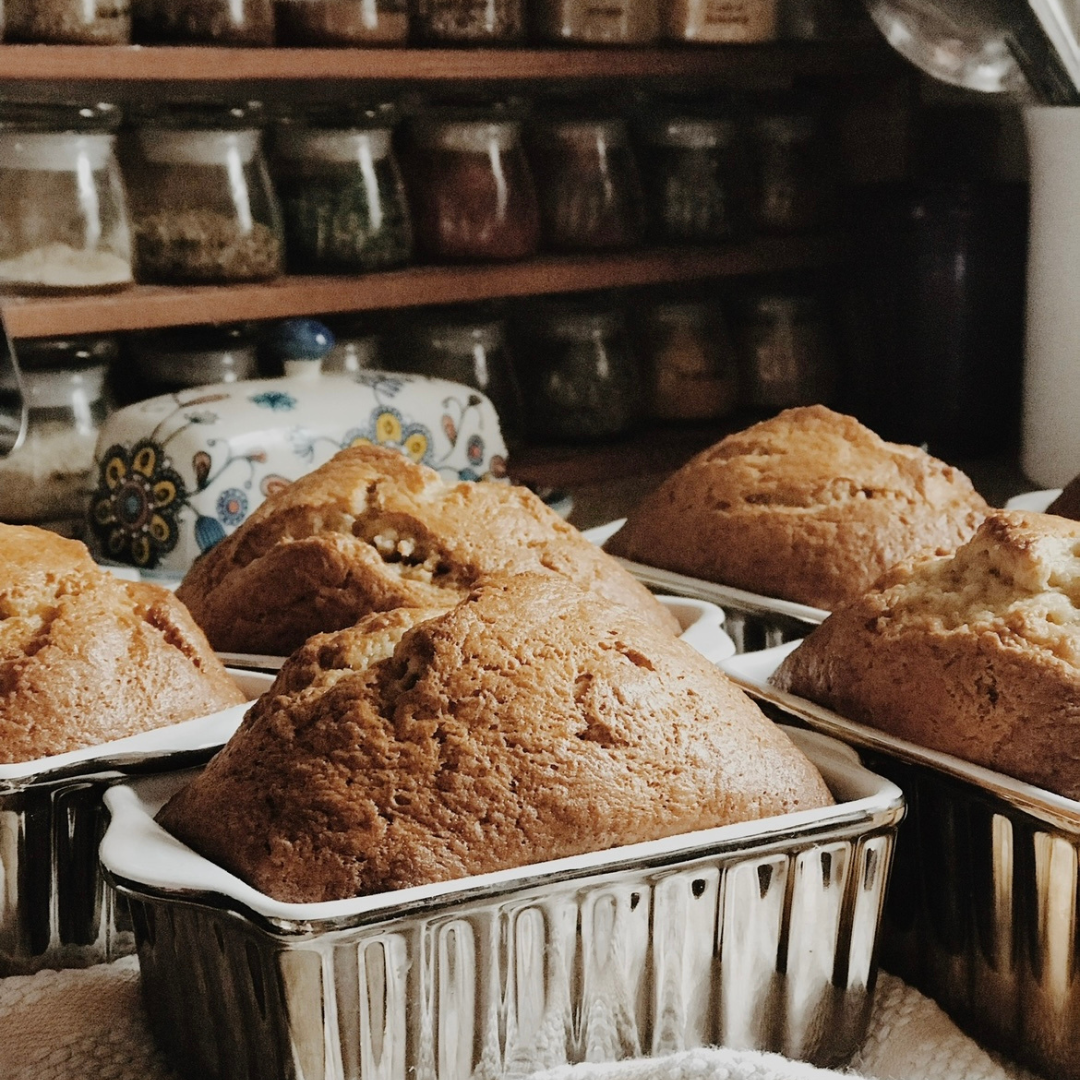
[158,572,834,903]
[175,443,680,654]
[771,510,1080,799]
[0,523,246,763]
[603,405,990,610]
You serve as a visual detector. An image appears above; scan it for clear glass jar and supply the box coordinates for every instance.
[639,114,748,243]
[738,291,836,408]
[125,103,285,285]
[271,108,413,274]
[516,298,643,442]
[642,299,740,420]
[321,317,384,374]
[664,0,776,41]
[412,0,522,43]
[6,0,129,42]
[529,117,646,252]
[403,111,540,263]
[403,311,525,446]
[534,0,658,43]
[126,324,260,401]
[748,109,834,235]
[132,0,274,44]
[0,103,133,295]
[274,0,408,45]
[0,335,116,538]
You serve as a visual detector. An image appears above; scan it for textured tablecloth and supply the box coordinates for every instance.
[0,960,1044,1080]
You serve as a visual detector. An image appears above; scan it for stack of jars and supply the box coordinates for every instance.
[0,0,869,44]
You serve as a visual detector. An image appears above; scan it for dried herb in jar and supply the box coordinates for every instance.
[134,210,284,284]
[6,0,131,43]
[278,163,413,273]
[412,0,523,43]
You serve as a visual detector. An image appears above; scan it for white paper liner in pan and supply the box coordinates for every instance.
[1004,489,1060,512]
[0,668,272,789]
[101,724,898,925]
[721,642,1080,833]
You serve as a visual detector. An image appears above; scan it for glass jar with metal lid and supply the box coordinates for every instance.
[6,0,129,43]
[639,113,749,243]
[737,290,836,408]
[0,102,133,295]
[529,115,647,252]
[132,0,274,44]
[642,298,740,420]
[534,0,659,44]
[125,324,260,402]
[400,308,525,446]
[515,295,643,442]
[124,101,285,285]
[748,107,835,234]
[270,103,413,275]
[412,0,522,44]
[0,335,117,538]
[274,0,408,45]
[402,104,540,263]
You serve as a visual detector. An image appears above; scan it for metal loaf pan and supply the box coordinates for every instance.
[0,669,273,976]
[583,521,829,654]
[100,726,904,1080]
[723,643,1080,1080]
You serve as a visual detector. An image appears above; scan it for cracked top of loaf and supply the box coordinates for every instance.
[603,405,990,611]
[175,443,680,655]
[0,523,245,763]
[158,572,833,903]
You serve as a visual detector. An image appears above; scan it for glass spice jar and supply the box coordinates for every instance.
[402,311,525,446]
[0,102,133,295]
[126,324,260,402]
[639,114,748,243]
[125,103,285,285]
[6,0,129,43]
[412,0,522,44]
[642,299,740,420]
[402,111,540,263]
[274,0,408,45]
[534,0,658,44]
[737,291,836,408]
[0,335,116,539]
[664,0,776,42]
[132,0,274,44]
[321,316,384,374]
[748,108,834,235]
[270,108,413,275]
[516,297,643,442]
[529,116,647,252]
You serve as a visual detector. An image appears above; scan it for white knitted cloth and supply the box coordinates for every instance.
[0,961,1043,1080]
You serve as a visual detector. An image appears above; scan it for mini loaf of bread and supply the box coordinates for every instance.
[158,572,834,903]
[0,523,246,763]
[772,510,1080,799]
[603,405,990,611]
[175,443,680,655]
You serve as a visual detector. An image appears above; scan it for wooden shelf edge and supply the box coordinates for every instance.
[0,236,847,338]
[0,41,894,82]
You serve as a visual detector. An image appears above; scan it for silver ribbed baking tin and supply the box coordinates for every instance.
[0,670,271,976]
[724,643,1080,1080]
[101,726,904,1080]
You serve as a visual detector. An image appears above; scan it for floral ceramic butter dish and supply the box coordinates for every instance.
[87,320,508,575]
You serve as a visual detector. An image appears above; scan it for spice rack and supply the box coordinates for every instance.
[0,39,905,486]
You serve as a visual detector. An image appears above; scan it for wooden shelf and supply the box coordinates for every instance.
[0,235,846,338]
[0,41,893,85]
